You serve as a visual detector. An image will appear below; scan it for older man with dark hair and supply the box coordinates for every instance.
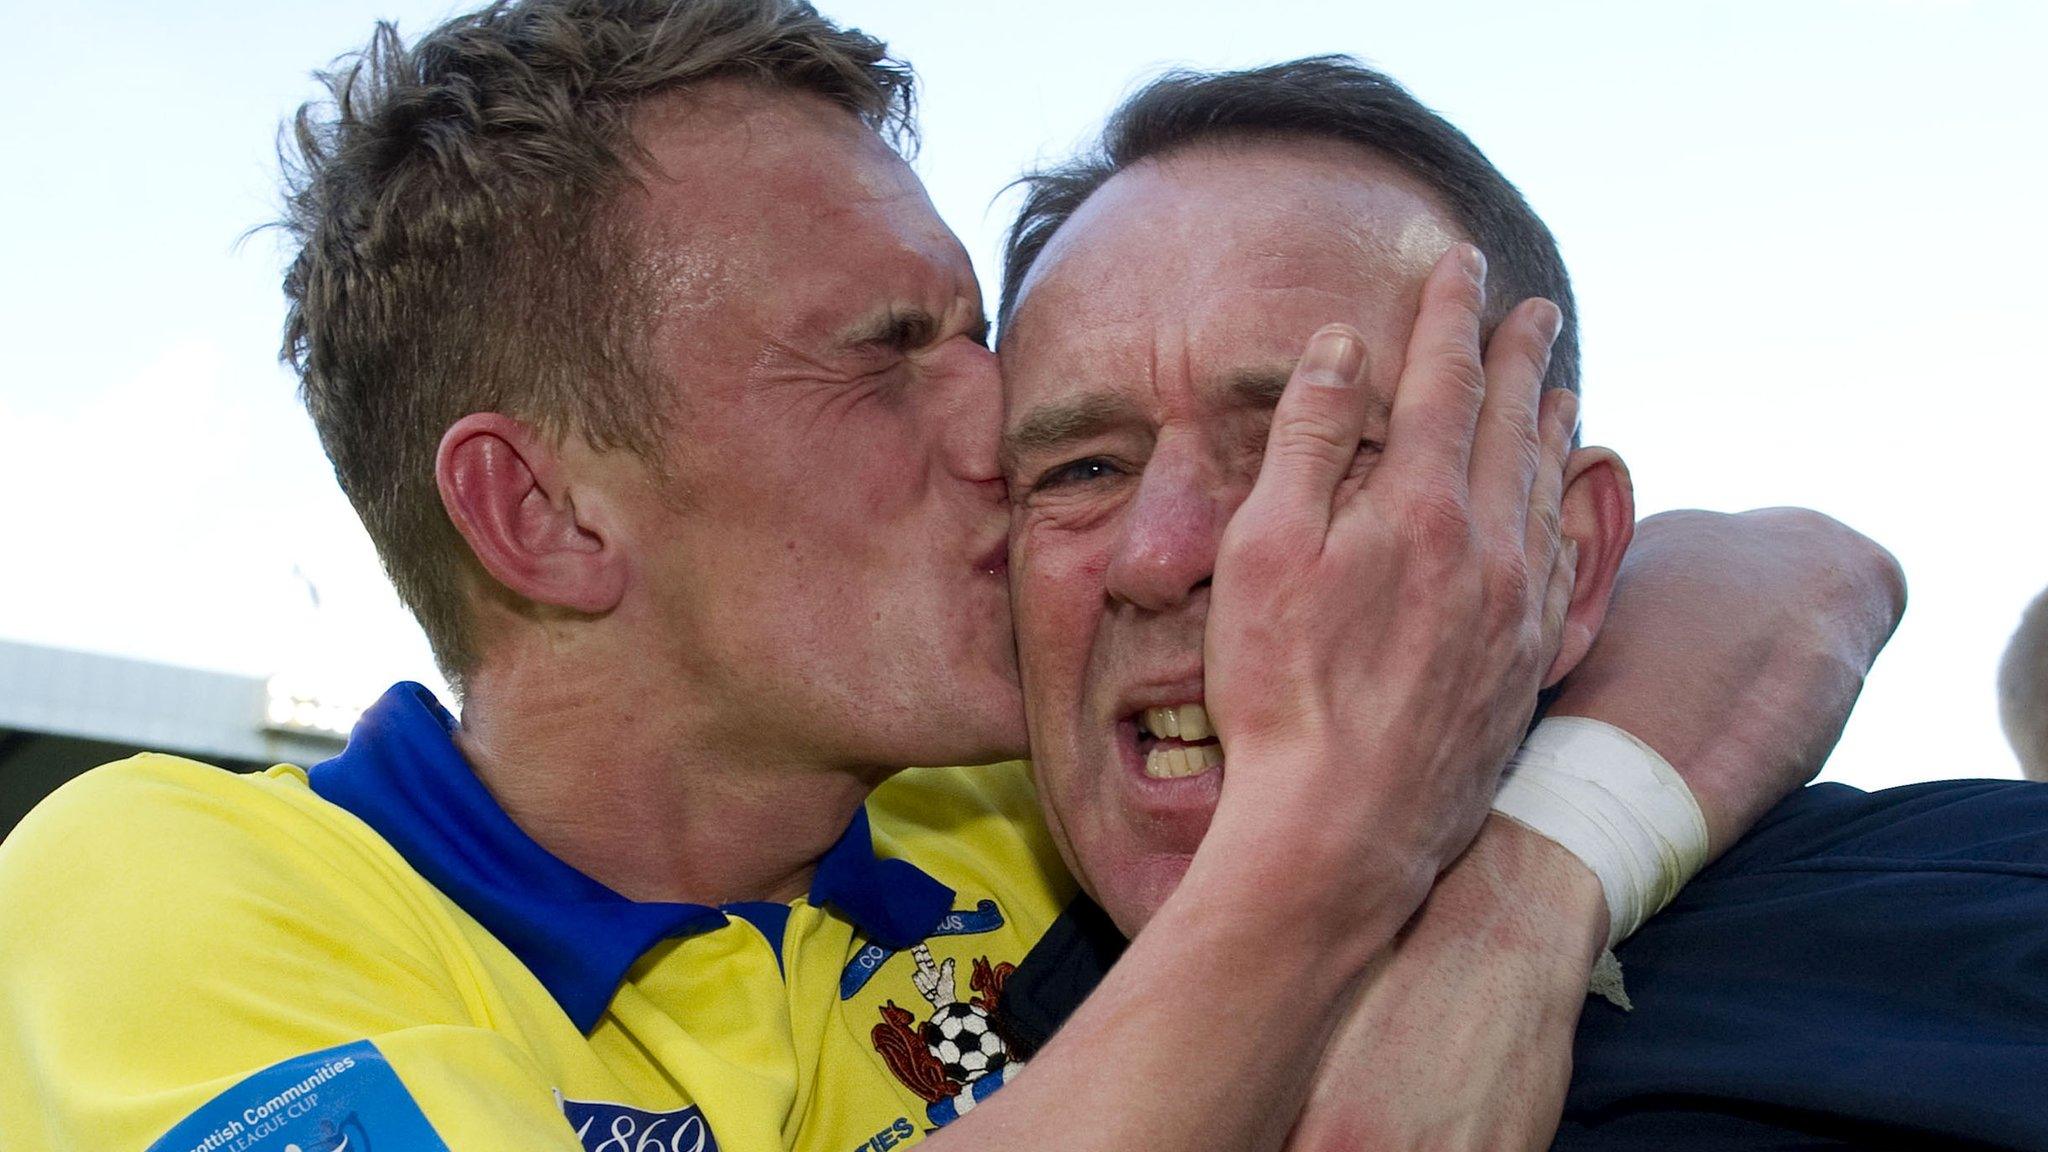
[0,5,1908,1152]
[995,55,2048,1152]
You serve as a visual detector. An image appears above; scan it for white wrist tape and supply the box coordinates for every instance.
[1490,717,1709,950]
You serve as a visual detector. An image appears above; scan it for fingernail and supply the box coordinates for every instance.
[1300,326,1366,387]
[1539,301,1565,344]
[1460,244,1487,284]
[1564,538,1579,571]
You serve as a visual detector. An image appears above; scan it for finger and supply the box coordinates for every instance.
[1246,323,1371,529]
[1540,537,1579,678]
[1377,244,1488,498]
[1524,387,1579,582]
[1468,297,1563,549]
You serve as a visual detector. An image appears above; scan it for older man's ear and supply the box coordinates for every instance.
[1541,446,1635,688]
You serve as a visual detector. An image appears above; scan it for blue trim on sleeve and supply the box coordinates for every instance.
[307,683,956,1033]
[146,1040,449,1152]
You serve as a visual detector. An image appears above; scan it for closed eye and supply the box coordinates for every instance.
[876,310,938,352]
[848,309,991,362]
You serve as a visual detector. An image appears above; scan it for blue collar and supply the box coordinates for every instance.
[307,683,955,1032]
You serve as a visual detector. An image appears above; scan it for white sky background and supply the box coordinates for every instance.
[0,0,2040,789]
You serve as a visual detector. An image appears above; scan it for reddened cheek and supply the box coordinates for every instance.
[1012,530,1114,608]
[1011,550,1107,687]
[1542,447,1635,687]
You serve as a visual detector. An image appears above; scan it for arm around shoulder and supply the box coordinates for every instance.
[1549,507,1905,853]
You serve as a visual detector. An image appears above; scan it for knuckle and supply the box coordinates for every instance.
[1395,488,1470,554]
[1473,531,1535,608]
[1747,507,1908,617]
[1271,413,1356,467]
[1440,342,1486,391]
[1759,505,1855,548]
[1443,371,1487,414]
[1222,513,1317,578]
[1485,425,1545,492]
[1483,552,1534,610]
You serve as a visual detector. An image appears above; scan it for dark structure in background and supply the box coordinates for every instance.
[0,640,346,841]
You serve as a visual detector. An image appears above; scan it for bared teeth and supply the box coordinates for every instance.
[1137,701,1220,779]
[1143,741,1225,779]
[1142,702,1212,742]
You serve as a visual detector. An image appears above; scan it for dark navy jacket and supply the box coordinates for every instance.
[993,780,2048,1151]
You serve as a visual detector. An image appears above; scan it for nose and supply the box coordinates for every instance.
[1103,438,1222,613]
[935,339,1008,498]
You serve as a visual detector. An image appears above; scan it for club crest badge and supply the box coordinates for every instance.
[871,944,1023,1127]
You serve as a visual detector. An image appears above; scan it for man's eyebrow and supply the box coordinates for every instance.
[1222,366,1294,411]
[1001,393,1141,472]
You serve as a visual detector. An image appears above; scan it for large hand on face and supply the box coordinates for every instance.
[1201,244,1578,942]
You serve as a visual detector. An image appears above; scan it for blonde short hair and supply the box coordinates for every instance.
[279,0,914,690]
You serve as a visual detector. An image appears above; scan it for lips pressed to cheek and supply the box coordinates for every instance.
[1134,701,1223,779]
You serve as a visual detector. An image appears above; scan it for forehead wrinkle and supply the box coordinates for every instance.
[1004,148,1454,463]
[1156,315,1192,412]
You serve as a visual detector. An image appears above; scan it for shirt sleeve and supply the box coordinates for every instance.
[1557,778,2048,1151]
[0,756,585,1151]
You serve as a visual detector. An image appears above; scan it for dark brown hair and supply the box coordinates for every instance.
[1001,56,1578,393]
[279,0,915,690]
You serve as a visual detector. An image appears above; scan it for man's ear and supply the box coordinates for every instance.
[1542,446,1635,687]
[435,413,628,616]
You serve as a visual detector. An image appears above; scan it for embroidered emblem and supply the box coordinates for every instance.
[871,944,1023,1127]
[841,899,1006,1000]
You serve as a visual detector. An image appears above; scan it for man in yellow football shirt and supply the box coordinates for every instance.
[0,3,1900,1151]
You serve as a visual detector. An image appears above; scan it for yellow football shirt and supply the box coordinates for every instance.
[0,683,1074,1151]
